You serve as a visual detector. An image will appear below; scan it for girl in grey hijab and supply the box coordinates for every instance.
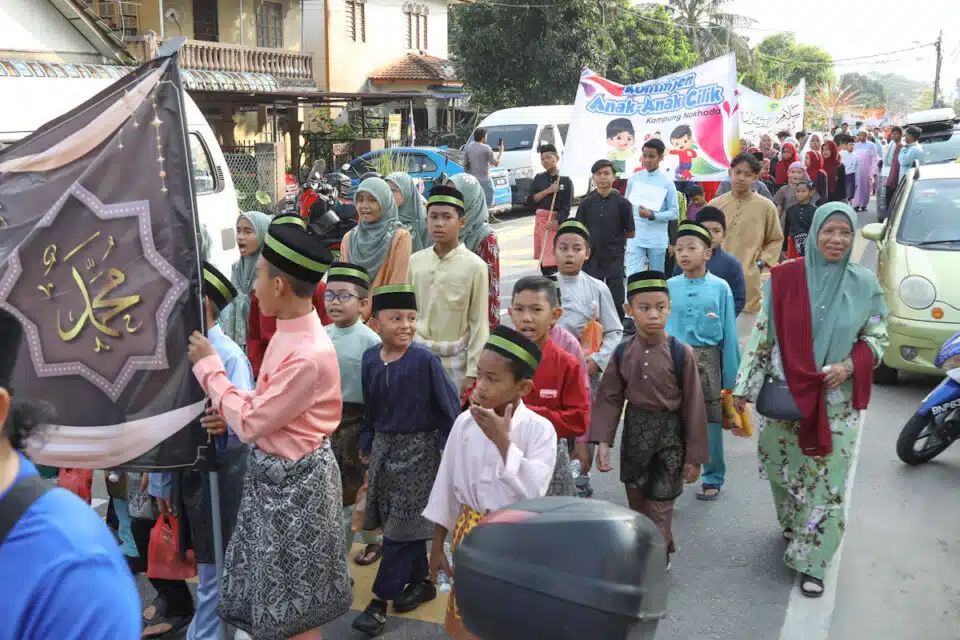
[346,177,403,277]
[386,172,430,252]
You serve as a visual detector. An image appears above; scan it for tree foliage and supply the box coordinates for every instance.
[840,73,886,109]
[661,0,754,64]
[750,34,833,90]
[449,0,694,111]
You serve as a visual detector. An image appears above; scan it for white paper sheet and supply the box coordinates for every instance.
[628,181,667,212]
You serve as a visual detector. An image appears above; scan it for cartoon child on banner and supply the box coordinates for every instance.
[606,118,636,176]
[668,124,698,181]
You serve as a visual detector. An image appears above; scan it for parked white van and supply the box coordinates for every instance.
[0,64,239,275]
[473,105,588,205]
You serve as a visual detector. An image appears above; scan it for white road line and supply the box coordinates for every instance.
[778,410,867,640]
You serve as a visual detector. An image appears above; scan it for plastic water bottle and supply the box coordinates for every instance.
[569,459,582,480]
[437,540,454,593]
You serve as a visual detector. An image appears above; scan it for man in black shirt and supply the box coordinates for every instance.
[574,159,636,319]
[529,144,574,276]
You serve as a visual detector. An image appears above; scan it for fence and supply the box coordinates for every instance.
[222,143,280,214]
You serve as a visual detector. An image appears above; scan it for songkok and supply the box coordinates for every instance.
[327,261,370,290]
[271,213,307,229]
[371,283,417,314]
[0,307,23,391]
[539,143,559,155]
[485,325,542,379]
[695,206,726,230]
[202,261,238,312]
[627,270,669,298]
[261,222,333,285]
[555,219,590,242]
[427,184,465,215]
[676,220,713,247]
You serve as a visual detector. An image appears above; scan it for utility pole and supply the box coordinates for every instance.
[933,30,943,108]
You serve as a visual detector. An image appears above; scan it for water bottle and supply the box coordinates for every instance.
[437,540,453,593]
[569,459,582,480]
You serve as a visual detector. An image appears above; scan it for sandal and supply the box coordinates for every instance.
[696,485,721,501]
[354,543,383,566]
[800,573,824,598]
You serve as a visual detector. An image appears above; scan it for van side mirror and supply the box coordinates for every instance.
[861,222,885,242]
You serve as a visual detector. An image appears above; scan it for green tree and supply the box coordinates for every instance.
[661,0,755,64]
[753,33,833,89]
[868,72,929,117]
[840,73,886,109]
[604,5,696,85]
[448,0,610,111]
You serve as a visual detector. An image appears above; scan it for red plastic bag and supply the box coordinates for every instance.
[146,515,197,580]
[57,468,93,504]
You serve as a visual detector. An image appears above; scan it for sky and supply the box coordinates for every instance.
[652,0,960,102]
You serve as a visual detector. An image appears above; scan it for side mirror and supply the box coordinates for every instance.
[861,222,885,242]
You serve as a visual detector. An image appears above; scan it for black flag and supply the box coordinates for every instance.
[0,54,207,470]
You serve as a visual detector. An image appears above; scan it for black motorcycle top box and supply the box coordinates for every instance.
[454,497,668,640]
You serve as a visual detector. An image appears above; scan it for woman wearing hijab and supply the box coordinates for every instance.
[386,172,430,253]
[803,150,829,203]
[450,172,501,330]
[821,140,847,203]
[773,142,799,186]
[733,203,888,598]
[219,211,271,350]
[0,309,141,639]
[245,214,332,376]
[341,176,413,321]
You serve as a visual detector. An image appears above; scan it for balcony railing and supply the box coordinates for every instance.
[126,35,314,86]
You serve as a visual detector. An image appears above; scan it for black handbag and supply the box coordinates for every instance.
[756,376,803,422]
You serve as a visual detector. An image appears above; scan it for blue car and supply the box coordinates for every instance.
[335,146,513,213]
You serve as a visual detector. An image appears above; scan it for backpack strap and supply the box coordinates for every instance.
[0,474,52,546]
[613,337,630,369]
[668,335,686,391]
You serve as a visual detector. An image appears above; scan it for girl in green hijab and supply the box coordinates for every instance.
[220,210,271,349]
[386,172,430,252]
[345,177,404,278]
[732,202,888,597]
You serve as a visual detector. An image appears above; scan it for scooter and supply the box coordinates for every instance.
[896,331,960,465]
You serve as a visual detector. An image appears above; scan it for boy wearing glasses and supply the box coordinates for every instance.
[324,261,385,566]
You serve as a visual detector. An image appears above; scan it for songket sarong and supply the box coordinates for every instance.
[364,430,441,541]
[217,442,352,639]
[546,438,577,497]
[416,333,468,393]
[444,505,486,640]
[691,345,723,423]
[329,402,366,506]
[620,406,685,501]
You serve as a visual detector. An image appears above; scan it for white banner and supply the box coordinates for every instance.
[738,80,806,144]
[562,54,740,182]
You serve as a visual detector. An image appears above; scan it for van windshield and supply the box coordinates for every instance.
[482,125,538,152]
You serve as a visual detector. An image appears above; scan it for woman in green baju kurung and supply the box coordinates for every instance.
[733,202,888,597]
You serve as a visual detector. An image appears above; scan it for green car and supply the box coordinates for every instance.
[861,162,960,383]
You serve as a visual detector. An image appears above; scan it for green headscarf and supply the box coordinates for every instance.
[386,172,430,252]
[450,173,492,253]
[763,202,887,367]
[348,177,401,277]
[220,210,271,348]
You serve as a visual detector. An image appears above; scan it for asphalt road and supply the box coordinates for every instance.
[101,202,960,640]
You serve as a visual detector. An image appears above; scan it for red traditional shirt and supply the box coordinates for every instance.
[524,339,590,439]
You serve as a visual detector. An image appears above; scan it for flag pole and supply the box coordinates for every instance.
[208,461,227,640]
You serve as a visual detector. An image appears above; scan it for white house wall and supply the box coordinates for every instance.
[0,0,106,63]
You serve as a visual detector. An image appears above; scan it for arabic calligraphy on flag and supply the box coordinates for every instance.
[0,55,207,470]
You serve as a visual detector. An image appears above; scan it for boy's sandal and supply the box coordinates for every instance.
[800,574,824,598]
[354,543,383,566]
[696,485,721,501]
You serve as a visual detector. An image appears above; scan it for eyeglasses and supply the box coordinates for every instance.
[323,291,362,303]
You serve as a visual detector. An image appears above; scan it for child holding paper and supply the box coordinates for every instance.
[624,139,679,275]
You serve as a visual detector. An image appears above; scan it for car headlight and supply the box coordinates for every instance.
[513,167,536,180]
[899,275,937,309]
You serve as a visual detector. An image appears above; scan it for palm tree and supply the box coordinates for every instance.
[807,82,859,130]
[657,0,756,64]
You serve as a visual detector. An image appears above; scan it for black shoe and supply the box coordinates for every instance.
[392,580,437,613]
[352,599,388,637]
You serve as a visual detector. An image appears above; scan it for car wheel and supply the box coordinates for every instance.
[874,362,898,385]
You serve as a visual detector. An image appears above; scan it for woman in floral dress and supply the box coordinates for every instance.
[733,202,888,598]
[449,173,501,330]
